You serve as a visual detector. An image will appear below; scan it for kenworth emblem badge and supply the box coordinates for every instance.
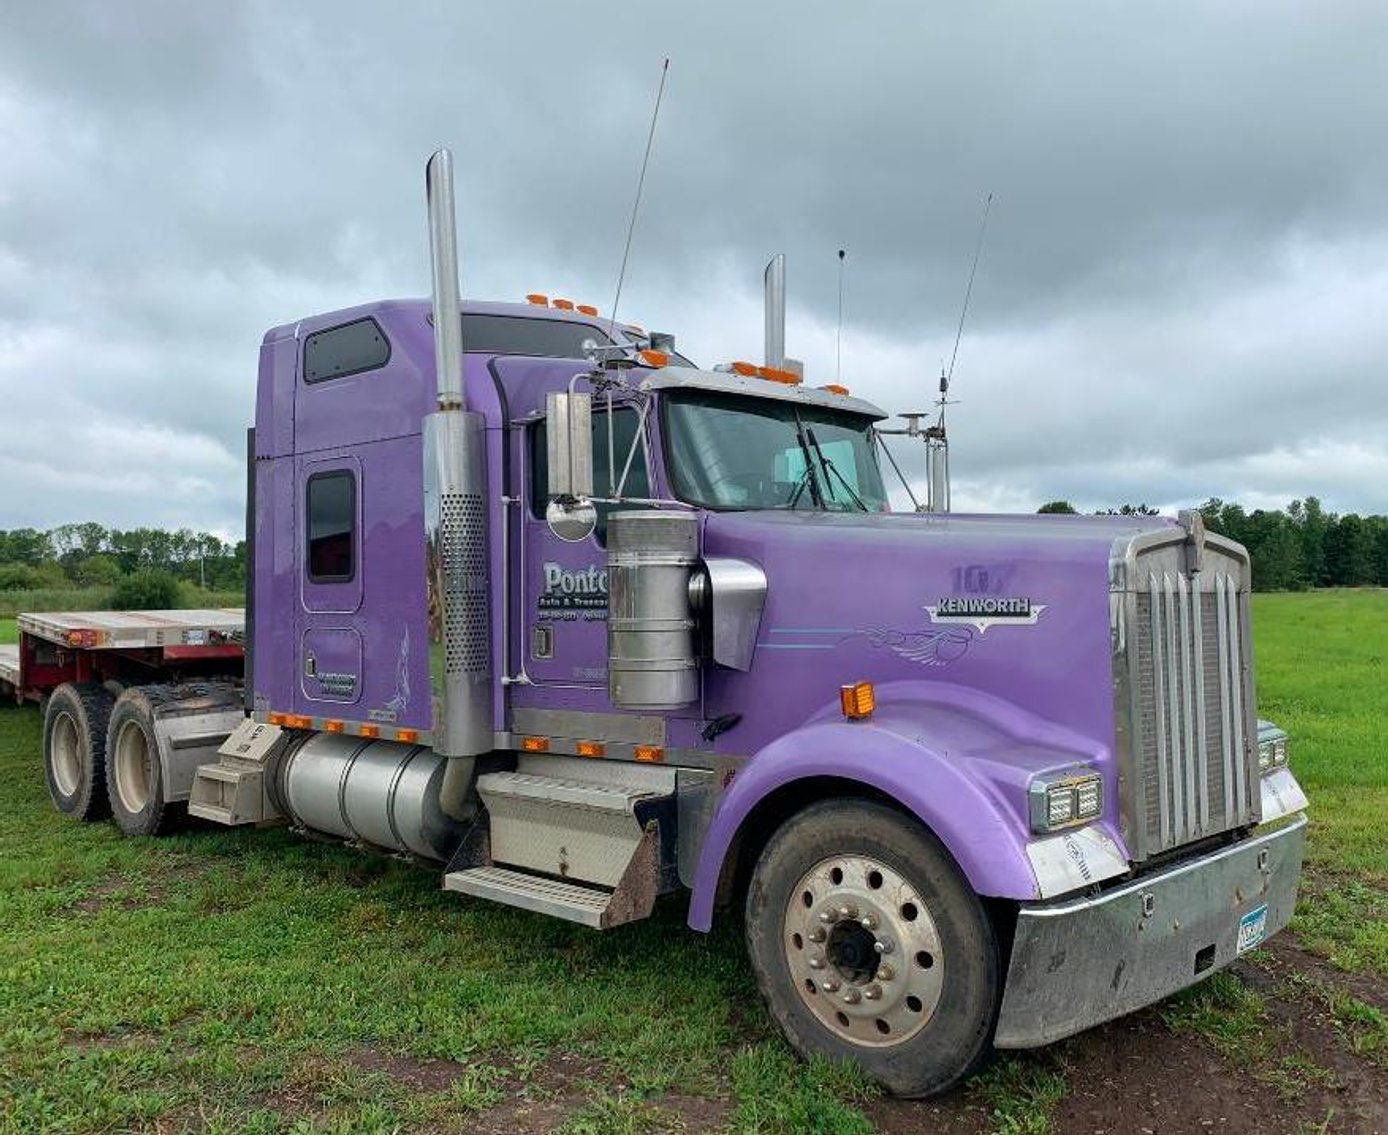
[924,597,1047,633]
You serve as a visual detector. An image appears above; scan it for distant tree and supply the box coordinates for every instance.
[0,528,53,566]
[111,570,182,611]
[1325,514,1375,586]
[70,553,122,587]
[1095,503,1161,516]
[1037,500,1078,514]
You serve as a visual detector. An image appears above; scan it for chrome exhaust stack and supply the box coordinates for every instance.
[423,148,492,777]
[764,253,786,369]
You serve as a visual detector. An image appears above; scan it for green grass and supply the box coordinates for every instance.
[0,590,1383,1133]
[0,587,243,619]
[0,619,14,646]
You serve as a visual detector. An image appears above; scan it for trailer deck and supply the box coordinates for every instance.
[17,608,244,650]
[1,608,245,705]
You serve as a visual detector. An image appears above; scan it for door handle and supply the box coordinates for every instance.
[304,652,317,678]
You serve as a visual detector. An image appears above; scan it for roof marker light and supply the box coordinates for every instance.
[638,349,670,368]
[757,365,802,386]
[552,298,575,311]
[577,303,599,316]
[731,360,759,376]
[525,293,549,306]
[821,383,851,396]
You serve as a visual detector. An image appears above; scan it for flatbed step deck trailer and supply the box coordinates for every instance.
[0,608,245,704]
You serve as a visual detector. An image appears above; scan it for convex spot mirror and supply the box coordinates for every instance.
[546,390,594,498]
[546,498,598,543]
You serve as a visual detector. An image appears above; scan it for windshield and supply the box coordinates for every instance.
[664,390,888,511]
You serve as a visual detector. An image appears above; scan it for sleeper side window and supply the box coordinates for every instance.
[306,470,356,582]
[303,318,391,383]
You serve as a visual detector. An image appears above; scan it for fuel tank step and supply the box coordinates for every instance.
[477,758,677,890]
[444,866,616,927]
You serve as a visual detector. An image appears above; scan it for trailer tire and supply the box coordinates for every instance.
[43,682,115,821]
[105,686,180,837]
[744,799,999,1098]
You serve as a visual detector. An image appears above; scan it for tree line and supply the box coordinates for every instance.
[1037,498,1388,591]
[0,523,245,593]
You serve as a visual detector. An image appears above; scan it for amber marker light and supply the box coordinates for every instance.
[324,719,345,733]
[522,736,551,752]
[576,303,599,316]
[757,365,803,386]
[634,745,665,763]
[525,293,549,305]
[577,741,606,757]
[552,298,575,311]
[268,712,287,726]
[821,383,851,395]
[396,728,420,744]
[638,349,670,368]
[730,360,759,376]
[840,681,876,720]
[285,714,312,730]
[360,724,381,739]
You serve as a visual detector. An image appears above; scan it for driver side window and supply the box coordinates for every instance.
[529,407,651,544]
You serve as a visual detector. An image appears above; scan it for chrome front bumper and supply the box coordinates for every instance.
[994,813,1307,1048]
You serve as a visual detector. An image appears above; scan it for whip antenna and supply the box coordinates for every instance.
[836,249,846,386]
[942,191,993,409]
[608,57,670,337]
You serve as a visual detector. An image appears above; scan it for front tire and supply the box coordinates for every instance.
[43,683,115,821]
[744,799,1000,1097]
[106,686,180,836]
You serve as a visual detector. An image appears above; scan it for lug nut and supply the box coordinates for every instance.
[876,964,895,981]
[809,956,825,970]
[864,984,883,1001]
[821,978,841,993]
[841,989,862,1005]
[809,928,827,943]
[819,910,838,925]
[837,904,859,921]
[874,937,894,955]
[859,913,878,930]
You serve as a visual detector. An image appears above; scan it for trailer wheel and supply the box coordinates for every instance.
[43,682,115,821]
[744,799,999,1097]
[105,687,179,837]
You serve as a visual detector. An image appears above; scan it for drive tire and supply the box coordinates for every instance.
[106,686,181,837]
[745,799,1000,1097]
[43,682,115,821]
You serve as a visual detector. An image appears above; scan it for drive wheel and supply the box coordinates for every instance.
[43,682,115,821]
[106,687,179,836]
[745,799,1000,1097]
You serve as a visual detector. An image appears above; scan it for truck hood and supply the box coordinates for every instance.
[700,509,1176,754]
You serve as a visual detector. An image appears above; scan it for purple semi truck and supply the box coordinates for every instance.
[30,149,1308,1096]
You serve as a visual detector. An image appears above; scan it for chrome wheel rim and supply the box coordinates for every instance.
[113,720,152,814]
[51,712,81,797]
[783,854,945,1048]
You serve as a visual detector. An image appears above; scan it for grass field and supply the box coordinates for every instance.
[0,589,243,620]
[0,591,1384,1134]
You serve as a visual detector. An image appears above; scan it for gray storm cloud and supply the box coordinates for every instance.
[0,0,1385,535]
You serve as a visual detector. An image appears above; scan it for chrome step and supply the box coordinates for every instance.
[444,866,615,928]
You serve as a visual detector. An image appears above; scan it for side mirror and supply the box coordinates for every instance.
[546,391,593,498]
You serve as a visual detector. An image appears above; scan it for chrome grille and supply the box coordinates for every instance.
[1127,564,1257,857]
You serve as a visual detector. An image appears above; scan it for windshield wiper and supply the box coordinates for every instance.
[787,409,824,509]
[806,427,868,511]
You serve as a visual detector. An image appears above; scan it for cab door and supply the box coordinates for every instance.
[522,406,651,688]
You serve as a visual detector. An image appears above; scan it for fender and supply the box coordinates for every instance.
[687,680,1117,931]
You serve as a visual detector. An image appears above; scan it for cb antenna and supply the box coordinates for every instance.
[836,248,846,386]
[939,191,993,423]
[608,57,670,339]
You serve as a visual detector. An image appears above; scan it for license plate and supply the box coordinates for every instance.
[1237,904,1269,954]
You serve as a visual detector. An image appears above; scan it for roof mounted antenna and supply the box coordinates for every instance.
[938,191,993,431]
[607,57,670,341]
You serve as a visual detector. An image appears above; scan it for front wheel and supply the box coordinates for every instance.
[744,799,1000,1097]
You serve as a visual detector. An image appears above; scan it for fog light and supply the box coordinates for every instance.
[1272,737,1288,766]
[1030,771,1103,833]
[1258,740,1274,771]
[1257,724,1289,775]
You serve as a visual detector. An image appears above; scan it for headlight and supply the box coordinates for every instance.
[1257,727,1290,773]
[1029,772,1103,834]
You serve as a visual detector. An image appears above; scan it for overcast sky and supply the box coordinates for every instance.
[2,1,1385,538]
